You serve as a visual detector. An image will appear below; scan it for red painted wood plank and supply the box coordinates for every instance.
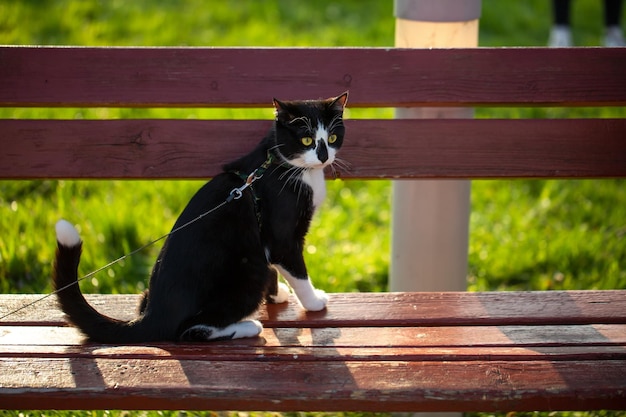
[1,47,625,107]
[0,294,142,325]
[1,119,625,179]
[280,291,626,327]
[2,291,625,327]
[2,325,625,361]
[1,292,625,412]
[0,357,624,411]
[4,321,626,347]
[2,343,625,363]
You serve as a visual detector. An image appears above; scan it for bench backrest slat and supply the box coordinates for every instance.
[1,47,625,108]
[3,47,624,180]
[1,118,624,179]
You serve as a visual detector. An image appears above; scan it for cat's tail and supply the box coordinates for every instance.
[53,220,165,343]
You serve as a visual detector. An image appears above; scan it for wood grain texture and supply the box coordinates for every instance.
[2,325,626,359]
[1,119,625,179]
[3,291,626,326]
[1,292,625,411]
[1,47,625,107]
[1,45,626,412]
[0,358,624,411]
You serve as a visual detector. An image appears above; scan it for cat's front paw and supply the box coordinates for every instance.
[300,289,328,312]
[235,319,264,339]
[268,282,291,304]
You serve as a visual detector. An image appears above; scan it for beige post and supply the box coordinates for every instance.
[390,3,480,294]
[390,7,479,414]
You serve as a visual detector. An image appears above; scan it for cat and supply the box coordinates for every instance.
[53,92,348,343]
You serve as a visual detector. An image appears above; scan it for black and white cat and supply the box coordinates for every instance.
[53,92,348,343]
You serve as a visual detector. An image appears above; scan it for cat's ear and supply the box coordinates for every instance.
[329,92,348,112]
[273,98,294,122]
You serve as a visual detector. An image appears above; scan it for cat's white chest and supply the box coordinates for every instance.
[301,168,326,209]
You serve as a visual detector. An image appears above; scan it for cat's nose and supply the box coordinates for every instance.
[316,141,328,163]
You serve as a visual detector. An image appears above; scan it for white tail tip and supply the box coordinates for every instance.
[55,219,81,247]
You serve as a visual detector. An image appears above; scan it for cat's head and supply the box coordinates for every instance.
[272,92,348,169]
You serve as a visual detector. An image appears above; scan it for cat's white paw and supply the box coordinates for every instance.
[272,266,328,312]
[299,289,328,312]
[234,319,263,339]
[182,320,263,341]
[268,282,291,304]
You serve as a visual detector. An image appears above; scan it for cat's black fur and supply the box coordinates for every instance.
[53,92,347,343]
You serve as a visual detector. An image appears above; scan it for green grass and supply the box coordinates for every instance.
[469,179,626,291]
[1,1,625,417]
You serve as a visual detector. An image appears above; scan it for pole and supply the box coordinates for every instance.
[390,2,480,290]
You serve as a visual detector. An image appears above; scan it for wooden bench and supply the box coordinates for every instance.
[1,291,626,411]
[1,46,626,412]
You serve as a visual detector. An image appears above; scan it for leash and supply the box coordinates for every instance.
[0,153,276,322]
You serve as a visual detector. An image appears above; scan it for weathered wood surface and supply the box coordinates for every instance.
[2,47,625,180]
[1,47,625,107]
[1,291,625,412]
[2,119,625,179]
[1,46,625,412]
[2,291,626,326]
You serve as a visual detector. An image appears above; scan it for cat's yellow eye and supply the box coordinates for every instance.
[301,137,313,146]
[328,134,337,144]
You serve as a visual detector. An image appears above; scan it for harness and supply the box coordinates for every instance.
[228,151,282,228]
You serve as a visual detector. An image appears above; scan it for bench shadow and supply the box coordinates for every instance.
[61,296,358,407]
[67,348,108,391]
[155,301,358,408]
[476,291,626,395]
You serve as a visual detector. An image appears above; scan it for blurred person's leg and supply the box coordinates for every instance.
[549,0,573,46]
[604,0,625,46]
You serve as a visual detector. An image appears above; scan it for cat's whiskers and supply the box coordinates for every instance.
[327,114,343,133]
[286,165,315,205]
[268,143,285,159]
[289,116,314,135]
[269,143,296,168]
[332,157,351,172]
[328,163,338,179]
[278,165,304,196]
[317,157,350,180]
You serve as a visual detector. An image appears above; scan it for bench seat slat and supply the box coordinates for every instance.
[1,292,625,412]
[2,291,625,327]
[1,357,624,411]
[1,47,625,108]
[1,119,625,179]
[2,343,625,363]
[2,323,625,350]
